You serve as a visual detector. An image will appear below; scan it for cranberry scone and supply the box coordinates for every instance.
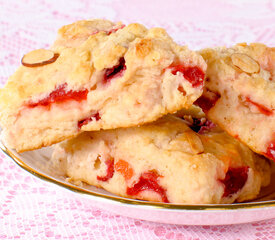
[197,43,275,161]
[51,116,271,204]
[0,20,206,152]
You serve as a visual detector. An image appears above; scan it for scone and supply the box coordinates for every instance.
[197,43,275,161]
[51,116,271,204]
[0,19,206,152]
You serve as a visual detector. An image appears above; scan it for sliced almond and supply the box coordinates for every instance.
[184,130,204,154]
[21,49,59,67]
[168,131,204,154]
[231,53,260,74]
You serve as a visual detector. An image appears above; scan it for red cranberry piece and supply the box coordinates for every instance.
[188,118,216,134]
[78,112,101,130]
[220,167,249,198]
[245,97,273,116]
[90,30,99,35]
[177,85,186,95]
[170,64,205,88]
[198,120,216,134]
[106,24,125,35]
[90,25,125,36]
[194,91,220,113]
[234,135,240,140]
[97,158,114,182]
[27,83,88,108]
[103,58,126,84]
[264,140,275,161]
[127,171,169,203]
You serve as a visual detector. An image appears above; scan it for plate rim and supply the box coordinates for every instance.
[1,141,275,211]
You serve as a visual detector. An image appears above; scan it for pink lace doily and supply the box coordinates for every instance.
[0,0,274,239]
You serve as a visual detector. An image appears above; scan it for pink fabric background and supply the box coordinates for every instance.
[0,0,274,239]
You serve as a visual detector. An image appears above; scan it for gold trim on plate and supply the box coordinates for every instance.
[1,141,275,211]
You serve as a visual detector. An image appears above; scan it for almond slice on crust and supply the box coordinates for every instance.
[231,53,260,74]
[21,49,59,67]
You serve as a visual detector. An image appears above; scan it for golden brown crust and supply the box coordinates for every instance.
[0,19,206,152]
[52,19,119,49]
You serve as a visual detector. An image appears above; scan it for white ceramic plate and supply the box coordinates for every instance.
[1,140,275,225]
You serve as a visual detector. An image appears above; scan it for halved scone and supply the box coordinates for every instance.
[0,19,206,152]
[197,43,275,161]
[51,116,271,204]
